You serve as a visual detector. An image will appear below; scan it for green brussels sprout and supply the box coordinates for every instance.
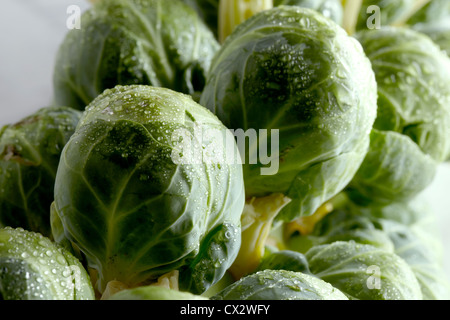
[0,106,82,238]
[345,196,449,299]
[211,269,348,300]
[379,220,450,300]
[108,285,208,300]
[305,241,423,300]
[200,6,377,221]
[182,0,220,39]
[53,0,220,110]
[0,227,95,300]
[356,27,450,160]
[349,26,450,204]
[274,0,343,25]
[286,197,450,300]
[52,85,245,296]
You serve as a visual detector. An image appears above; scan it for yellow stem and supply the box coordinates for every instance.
[228,193,291,280]
[218,0,274,44]
[283,192,349,241]
[341,0,363,35]
[284,202,334,239]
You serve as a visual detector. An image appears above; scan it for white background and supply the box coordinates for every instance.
[1,0,450,284]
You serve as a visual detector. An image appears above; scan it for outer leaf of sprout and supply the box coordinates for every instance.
[306,241,423,300]
[211,269,348,300]
[0,227,94,300]
[274,0,343,25]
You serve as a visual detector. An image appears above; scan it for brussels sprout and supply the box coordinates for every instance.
[305,241,423,300]
[0,106,82,238]
[287,193,450,300]
[108,285,208,300]
[274,0,343,25]
[200,6,377,221]
[379,220,450,300]
[211,269,348,300]
[52,85,245,296]
[53,0,220,110]
[349,26,450,204]
[0,227,94,300]
[356,27,450,160]
[351,196,448,295]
